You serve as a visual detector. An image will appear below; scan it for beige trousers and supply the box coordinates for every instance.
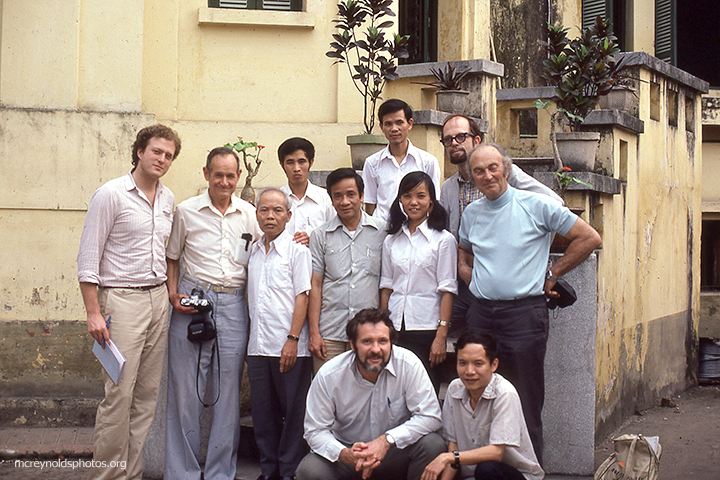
[89,285,169,480]
[312,338,351,373]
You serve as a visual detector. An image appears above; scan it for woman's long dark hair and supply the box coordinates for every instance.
[387,171,448,235]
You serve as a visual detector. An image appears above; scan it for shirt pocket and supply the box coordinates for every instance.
[235,232,254,266]
[359,244,382,277]
[269,258,292,289]
[325,246,345,281]
[388,394,410,425]
[156,208,173,244]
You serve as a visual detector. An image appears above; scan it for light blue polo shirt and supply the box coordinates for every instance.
[458,186,577,300]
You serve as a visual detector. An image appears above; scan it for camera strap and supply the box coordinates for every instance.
[195,311,221,408]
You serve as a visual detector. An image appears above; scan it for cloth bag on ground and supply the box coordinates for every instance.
[595,433,661,480]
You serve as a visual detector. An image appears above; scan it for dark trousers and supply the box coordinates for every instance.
[474,461,526,480]
[450,279,474,333]
[295,432,446,480]
[247,355,312,477]
[466,295,548,464]
[397,327,441,393]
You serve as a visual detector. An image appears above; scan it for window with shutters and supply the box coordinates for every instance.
[655,0,676,64]
[582,0,626,50]
[399,0,438,64]
[208,0,302,11]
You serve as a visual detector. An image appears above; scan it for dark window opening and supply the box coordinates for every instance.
[399,0,438,64]
[518,109,538,138]
[677,0,720,87]
[582,0,626,51]
[701,220,720,290]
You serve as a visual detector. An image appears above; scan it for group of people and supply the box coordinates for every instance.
[77,98,601,480]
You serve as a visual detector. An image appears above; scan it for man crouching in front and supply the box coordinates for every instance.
[297,307,446,480]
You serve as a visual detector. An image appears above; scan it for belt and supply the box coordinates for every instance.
[106,284,164,291]
[182,274,244,295]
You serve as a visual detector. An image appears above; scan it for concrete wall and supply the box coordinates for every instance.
[592,59,704,438]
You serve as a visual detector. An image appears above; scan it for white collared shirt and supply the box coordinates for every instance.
[304,346,442,462]
[78,172,175,287]
[166,191,261,288]
[280,181,335,237]
[247,229,312,356]
[380,221,458,331]
[362,140,442,221]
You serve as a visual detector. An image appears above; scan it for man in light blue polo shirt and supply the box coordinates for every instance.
[458,143,601,463]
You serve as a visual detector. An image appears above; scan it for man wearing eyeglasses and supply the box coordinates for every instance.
[438,115,561,241]
[438,115,562,339]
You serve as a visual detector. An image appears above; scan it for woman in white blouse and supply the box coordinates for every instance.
[380,171,458,390]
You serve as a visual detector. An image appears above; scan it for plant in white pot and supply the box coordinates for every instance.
[326,0,410,169]
[534,16,628,172]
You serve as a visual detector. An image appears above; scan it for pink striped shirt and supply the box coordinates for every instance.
[77,172,175,287]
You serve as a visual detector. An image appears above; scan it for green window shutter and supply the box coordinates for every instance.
[211,0,301,10]
[655,0,676,64]
[582,0,608,29]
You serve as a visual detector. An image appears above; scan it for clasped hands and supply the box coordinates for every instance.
[339,435,391,479]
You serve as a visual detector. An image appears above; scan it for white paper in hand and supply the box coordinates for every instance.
[92,339,127,385]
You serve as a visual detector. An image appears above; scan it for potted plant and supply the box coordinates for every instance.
[326,0,410,169]
[413,64,471,114]
[225,137,265,204]
[535,16,628,171]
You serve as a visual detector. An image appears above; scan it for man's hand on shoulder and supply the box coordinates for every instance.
[293,230,310,246]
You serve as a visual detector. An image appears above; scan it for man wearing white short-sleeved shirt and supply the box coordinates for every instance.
[362,99,441,221]
[248,188,313,480]
[278,137,335,246]
[164,146,261,480]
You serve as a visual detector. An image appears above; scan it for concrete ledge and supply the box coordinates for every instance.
[395,59,504,79]
[619,52,709,93]
[497,86,556,101]
[0,397,100,428]
[584,109,645,133]
[198,7,315,29]
[535,172,624,195]
[413,110,489,132]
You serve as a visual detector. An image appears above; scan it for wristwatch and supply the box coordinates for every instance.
[451,450,460,469]
[385,433,395,446]
[287,334,300,342]
[546,270,558,282]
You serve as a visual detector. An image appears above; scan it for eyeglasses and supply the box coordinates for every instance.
[440,132,475,147]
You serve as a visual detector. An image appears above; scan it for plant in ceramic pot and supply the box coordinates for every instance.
[225,137,265,204]
[326,0,410,168]
[535,16,628,171]
[414,63,471,114]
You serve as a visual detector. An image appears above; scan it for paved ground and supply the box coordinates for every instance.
[1,384,719,479]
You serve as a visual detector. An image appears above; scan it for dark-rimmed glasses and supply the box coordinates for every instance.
[440,132,475,147]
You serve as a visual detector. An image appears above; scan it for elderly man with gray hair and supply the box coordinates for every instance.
[248,187,313,480]
[458,143,601,463]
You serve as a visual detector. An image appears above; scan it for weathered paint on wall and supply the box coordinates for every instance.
[592,65,702,438]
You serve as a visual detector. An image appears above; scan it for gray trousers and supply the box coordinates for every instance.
[295,432,446,480]
[164,279,249,480]
[247,355,312,477]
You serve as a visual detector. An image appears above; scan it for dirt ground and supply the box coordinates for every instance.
[594,383,720,479]
[1,384,719,479]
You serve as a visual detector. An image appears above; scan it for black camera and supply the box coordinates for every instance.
[184,289,216,343]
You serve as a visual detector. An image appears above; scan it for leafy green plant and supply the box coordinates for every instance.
[224,137,265,203]
[536,16,629,170]
[326,0,410,134]
[413,64,471,90]
[553,167,593,196]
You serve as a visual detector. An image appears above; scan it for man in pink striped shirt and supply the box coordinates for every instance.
[77,124,182,480]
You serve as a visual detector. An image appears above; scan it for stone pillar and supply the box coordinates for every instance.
[542,253,597,475]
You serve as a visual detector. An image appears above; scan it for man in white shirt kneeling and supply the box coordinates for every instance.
[421,331,544,480]
[297,308,446,480]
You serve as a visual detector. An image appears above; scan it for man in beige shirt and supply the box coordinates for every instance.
[77,124,182,480]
